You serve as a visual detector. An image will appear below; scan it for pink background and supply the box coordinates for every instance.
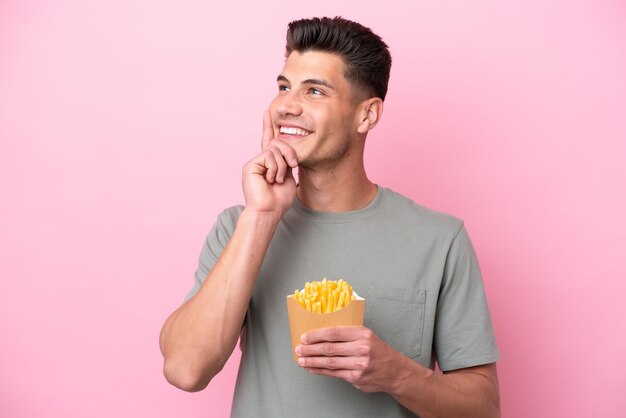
[1,1,625,417]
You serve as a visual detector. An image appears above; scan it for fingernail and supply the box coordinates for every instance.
[295,345,302,355]
[300,334,307,344]
[297,357,305,366]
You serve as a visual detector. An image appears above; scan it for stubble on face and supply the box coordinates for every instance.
[271,51,363,171]
[297,137,351,170]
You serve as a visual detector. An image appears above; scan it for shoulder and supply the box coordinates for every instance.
[379,186,464,237]
[208,205,245,241]
[217,205,245,227]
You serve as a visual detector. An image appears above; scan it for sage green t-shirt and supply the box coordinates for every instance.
[187,186,499,418]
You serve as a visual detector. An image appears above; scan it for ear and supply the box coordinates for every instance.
[356,98,384,134]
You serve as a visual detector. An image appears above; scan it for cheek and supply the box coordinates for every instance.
[329,112,353,135]
[314,109,338,131]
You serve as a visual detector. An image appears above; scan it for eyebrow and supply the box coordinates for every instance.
[277,75,336,90]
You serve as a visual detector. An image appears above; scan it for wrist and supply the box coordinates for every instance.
[388,354,432,399]
[240,207,283,228]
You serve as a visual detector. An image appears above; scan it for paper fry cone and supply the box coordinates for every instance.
[286,293,365,361]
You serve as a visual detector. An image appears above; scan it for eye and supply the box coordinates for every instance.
[278,85,290,92]
[308,88,324,95]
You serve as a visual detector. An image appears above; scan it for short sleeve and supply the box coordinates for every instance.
[434,225,500,371]
[184,206,244,301]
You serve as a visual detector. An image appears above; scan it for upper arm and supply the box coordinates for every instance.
[444,362,498,382]
[435,226,500,371]
[185,206,244,302]
[445,363,500,412]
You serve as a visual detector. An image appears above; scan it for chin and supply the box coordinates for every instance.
[292,148,314,168]
[294,149,320,169]
[298,145,350,170]
[297,155,342,171]
[296,157,314,170]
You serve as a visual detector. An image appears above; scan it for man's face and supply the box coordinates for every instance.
[269,50,362,169]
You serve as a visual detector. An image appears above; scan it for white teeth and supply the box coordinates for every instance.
[280,126,310,136]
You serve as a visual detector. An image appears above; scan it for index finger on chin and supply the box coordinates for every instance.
[261,111,274,150]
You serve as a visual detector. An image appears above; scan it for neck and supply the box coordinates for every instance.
[296,157,377,212]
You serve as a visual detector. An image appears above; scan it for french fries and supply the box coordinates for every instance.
[292,278,356,313]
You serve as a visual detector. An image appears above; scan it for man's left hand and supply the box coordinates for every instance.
[295,326,406,393]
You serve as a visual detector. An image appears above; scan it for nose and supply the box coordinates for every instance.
[276,90,303,117]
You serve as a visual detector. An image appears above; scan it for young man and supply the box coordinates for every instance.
[160,17,500,418]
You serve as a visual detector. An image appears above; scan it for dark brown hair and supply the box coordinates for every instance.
[285,17,392,101]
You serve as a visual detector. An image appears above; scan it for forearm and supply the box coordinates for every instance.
[159,209,280,391]
[389,358,500,418]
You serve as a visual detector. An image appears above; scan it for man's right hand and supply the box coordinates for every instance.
[161,113,299,392]
[242,111,298,217]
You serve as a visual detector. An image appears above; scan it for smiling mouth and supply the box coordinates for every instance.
[279,126,312,137]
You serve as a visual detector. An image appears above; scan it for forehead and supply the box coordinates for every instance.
[281,50,348,86]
